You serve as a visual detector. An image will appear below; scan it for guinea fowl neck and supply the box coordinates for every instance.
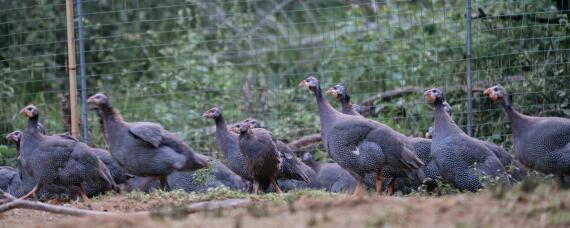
[25,116,41,138]
[340,97,354,115]
[313,86,338,128]
[97,104,126,142]
[213,115,236,156]
[433,100,464,138]
[500,97,527,134]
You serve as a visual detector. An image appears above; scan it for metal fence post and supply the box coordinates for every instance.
[466,0,474,136]
[76,0,89,144]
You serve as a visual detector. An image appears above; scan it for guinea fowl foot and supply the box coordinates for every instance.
[270,177,283,195]
[19,184,40,200]
[352,178,365,198]
[78,185,90,204]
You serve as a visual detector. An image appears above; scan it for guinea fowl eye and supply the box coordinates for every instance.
[494,88,498,92]
[432,89,437,93]
[28,107,32,111]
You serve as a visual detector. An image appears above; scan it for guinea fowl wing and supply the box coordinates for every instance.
[276,141,311,183]
[128,122,165,147]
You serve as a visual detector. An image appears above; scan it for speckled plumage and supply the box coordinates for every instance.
[88,93,207,189]
[300,76,424,196]
[302,152,356,193]
[485,85,568,180]
[19,105,119,201]
[329,84,438,191]
[425,88,511,192]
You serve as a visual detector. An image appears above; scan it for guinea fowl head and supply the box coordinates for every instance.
[87,92,110,107]
[230,118,261,134]
[5,130,22,144]
[326,84,350,101]
[237,122,253,135]
[19,104,39,119]
[298,75,320,92]
[423,88,444,105]
[301,152,314,163]
[202,107,222,119]
[484,85,507,103]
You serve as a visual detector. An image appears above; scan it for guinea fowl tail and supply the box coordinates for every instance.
[97,160,121,193]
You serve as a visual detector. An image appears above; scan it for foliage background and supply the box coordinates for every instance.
[0,0,569,166]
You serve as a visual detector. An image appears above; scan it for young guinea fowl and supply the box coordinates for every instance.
[484,85,567,183]
[239,118,312,184]
[424,88,511,192]
[19,105,119,202]
[88,93,207,190]
[299,75,425,197]
[327,83,439,193]
[237,122,283,194]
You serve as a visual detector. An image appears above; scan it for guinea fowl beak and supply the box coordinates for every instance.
[298,80,308,89]
[86,96,96,104]
[19,108,31,118]
[423,90,436,103]
[483,88,498,101]
[326,88,338,97]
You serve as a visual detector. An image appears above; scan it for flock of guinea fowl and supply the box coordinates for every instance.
[2,74,570,204]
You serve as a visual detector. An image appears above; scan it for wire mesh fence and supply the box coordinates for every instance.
[1,0,569,166]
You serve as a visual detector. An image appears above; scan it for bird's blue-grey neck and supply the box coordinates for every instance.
[312,84,338,125]
[434,99,464,137]
[498,94,527,135]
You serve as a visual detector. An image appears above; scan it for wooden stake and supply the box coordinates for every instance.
[65,0,80,139]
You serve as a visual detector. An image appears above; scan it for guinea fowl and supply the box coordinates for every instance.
[202,107,253,182]
[239,118,311,184]
[427,99,526,182]
[18,105,119,202]
[237,122,283,194]
[326,84,361,116]
[424,88,511,192]
[484,85,567,183]
[0,167,17,192]
[302,152,357,193]
[299,75,425,197]
[327,83,439,193]
[88,93,207,190]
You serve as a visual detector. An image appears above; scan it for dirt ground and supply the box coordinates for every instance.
[1,185,570,228]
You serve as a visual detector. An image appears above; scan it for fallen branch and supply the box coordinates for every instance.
[0,191,251,217]
[287,133,321,150]
[359,86,417,117]
[473,8,561,24]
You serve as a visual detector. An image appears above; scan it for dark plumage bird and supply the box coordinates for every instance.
[202,107,253,182]
[18,105,119,202]
[203,108,311,191]
[485,85,566,182]
[424,88,511,192]
[237,122,283,194]
[302,152,357,193]
[327,83,438,193]
[87,93,207,190]
[299,75,424,197]
[239,118,311,184]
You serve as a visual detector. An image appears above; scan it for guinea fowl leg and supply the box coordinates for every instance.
[375,174,385,194]
[19,183,41,200]
[78,184,90,203]
[253,180,260,194]
[352,176,365,197]
[159,177,168,191]
[386,178,397,196]
[270,177,283,194]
